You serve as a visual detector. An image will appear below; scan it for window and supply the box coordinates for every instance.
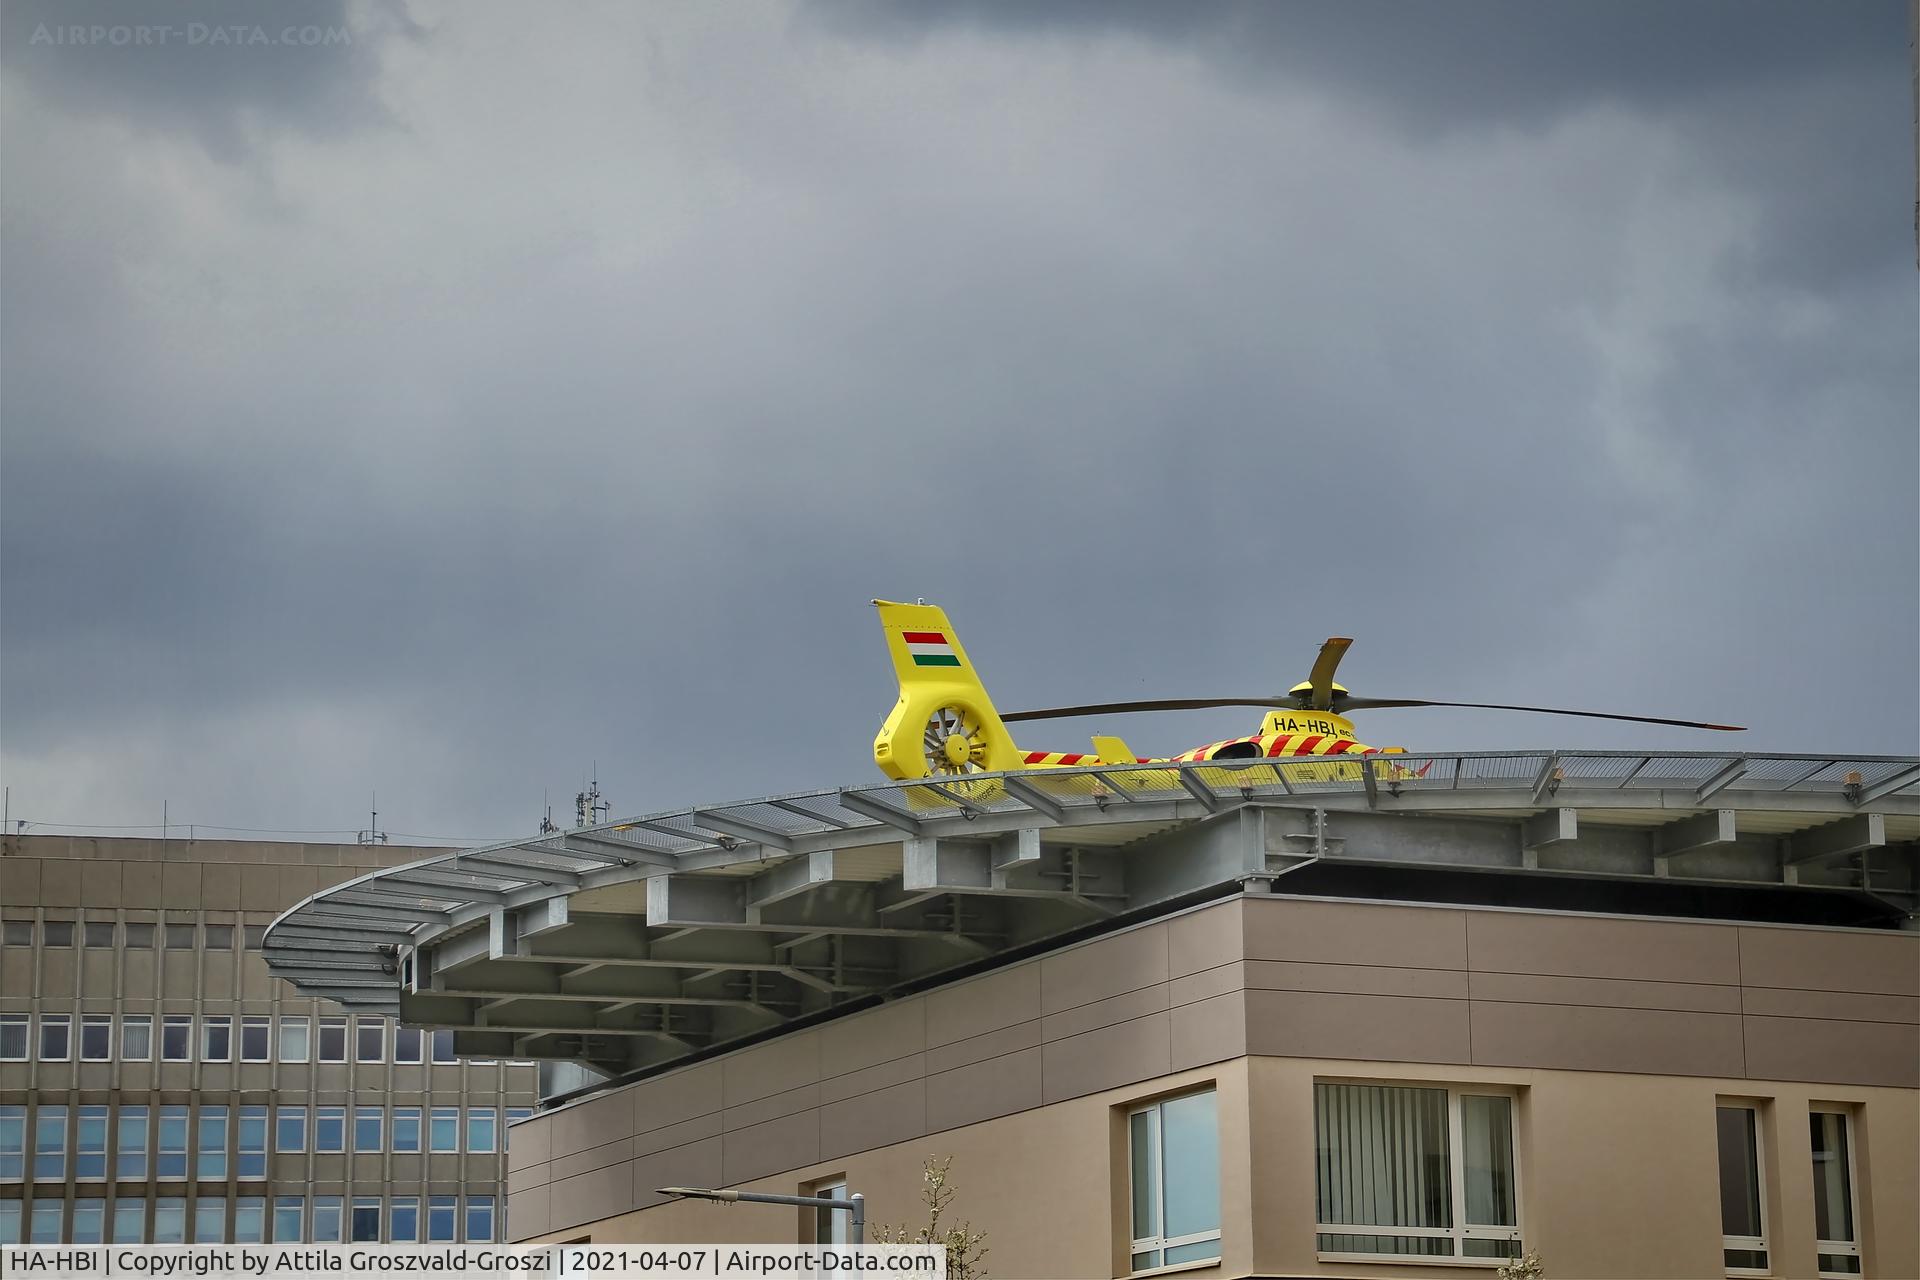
[40,1012,72,1061]
[194,1196,226,1242]
[73,1198,106,1244]
[1129,1090,1221,1271]
[314,1107,346,1153]
[1811,1110,1860,1278]
[118,1106,150,1178]
[467,1107,497,1153]
[76,1104,109,1178]
[157,1105,189,1178]
[355,1108,384,1153]
[276,1106,307,1153]
[203,925,233,950]
[35,1105,68,1180]
[164,924,196,950]
[351,1197,382,1242]
[392,1107,422,1153]
[432,1030,457,1063]
[153,1198,186,1244]
[394,1025,423,1064]
[234,1197,265,1244]
[274,1197,304,1243]
[812,1179,849,1246]
[390,1197,420,1243]
[125,923,155,949]
[123,1015,153,1061]
[427,1196,458,1242]
[1313,1083,1519,1262]
[356,1019,386,1063]
[0,1201,17,1245]
[241,1017,270,1062]
[0,1105,24,1179]
[1717,1104,1769,1274]
[1,921,31,947]
[30,1200,62,1243]
[506,1108,533,1125]
[237,1107,268,1178]
[278,1017,310,1063]
[162,1015,193,1062]
[243,926,267,950]
[112,1198,147,1243]
[84,922,116,948]
[466,1195,495,1243]
[317,1018,347,1063]
[81,1014,113,1061]
[429,1107,460,1152]
[311,1196,343,1243]
[0,1014,25,1061]
[197,1105,229,1179]
[202,1015,232,1062]
[43,920,74,947]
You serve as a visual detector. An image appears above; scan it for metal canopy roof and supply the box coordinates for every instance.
[264,750,1920,1075]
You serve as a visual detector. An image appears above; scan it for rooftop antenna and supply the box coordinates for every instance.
[358,792,389,846]
[538,789,558,836]
[574,766,609,829]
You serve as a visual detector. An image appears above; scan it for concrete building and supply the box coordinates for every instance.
[261,750,1920,1278]
[0,835,536,1245]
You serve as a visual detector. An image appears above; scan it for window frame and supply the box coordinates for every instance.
[72,1197,106,1244]
[112,1197,147,1244]
[1717,1102,1770,1277]
[202,1014,233,1063]
[81,1014,114,1061]
[0,1104,25,1180]
[76,1103,110,1179]
[83,921,116,948]
[392,1106,422,1154]
[117,1105,150,1179]
[34,1104,69,1181]
[429,1106,460,1153]
[237,1106,269,1179]
[197,1104,230,1179]
[394,1025,424,1064]
[1811,1107,1862,1279]
[161,1015,193,1062]
[0,1013,26,1061]
[241,1016,271,1063]
[314,1106,346,1153]
[317,1017,347,1063]
[1127,1088,1224,1274]
[466,1107,497,1154]
[40,1012,72,1061]
[465,1195,495,1243]
[122,1014,153,1062]
[156,1105,190,1179]
[354,1107,384,1153]
[278,1016,311,1064]
[390,1196,420,1243]
[273,1197,304,1244]
[276,1105,308,1153]
[1311,1079,1524,1266]
[355,1018,386,1064]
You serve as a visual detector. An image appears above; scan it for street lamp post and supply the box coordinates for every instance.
[656,1187,866,1246]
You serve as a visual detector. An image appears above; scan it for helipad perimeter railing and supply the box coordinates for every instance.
[261,750,1920,1012]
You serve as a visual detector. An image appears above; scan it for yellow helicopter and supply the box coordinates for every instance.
[871,599,1743,781]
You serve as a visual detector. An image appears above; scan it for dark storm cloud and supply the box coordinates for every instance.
[812,0,1900,131]
[0,2,1912,840]
[0,0,405,156]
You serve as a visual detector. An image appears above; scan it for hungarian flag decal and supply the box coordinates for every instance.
[903,631,961,667]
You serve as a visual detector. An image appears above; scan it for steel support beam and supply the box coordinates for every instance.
[747,850,843,907]
[837,790,924,834]
[1522,808,1578,864]
[1654,809,1739,864]
[693,809,796,851]
[1696,759,1750,804]
[999,775,1065,822]
[1784,813,1886,866]
[1857,765,1920,805]
[1178,768,1221,813]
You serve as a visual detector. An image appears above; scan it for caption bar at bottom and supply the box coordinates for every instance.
[0,1245,946,1280]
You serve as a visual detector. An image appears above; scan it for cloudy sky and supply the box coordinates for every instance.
[2,0,1914,845]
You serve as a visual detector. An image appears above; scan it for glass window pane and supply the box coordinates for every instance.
[1462,1095,1517,1227]
[1819,1253,1863,1275]
[40,1014,71,1061]
[194,1197,226,1243]
[356,1020,385,1063]
[241,1018,270,1062]
[394,1027,423,1063]
[466,1196,494,1243]
[238,1107,268,1179]
[278,1018,310,1064]
[317,1019,346,1063]
[243,926,267,949]
[0,1105,22,1180]
[315,1108,345,1153]
[0,921,30,948]
[162,1016,192,1061]
[427,1197,457,1242]
[43,921,74,947]
[1810,1112,1854,1245]
[157,1106,189,1178]
[153,1198,186,1244]
[198,1106,229,1178]
[1164,1239,1222,1265]
[202,1016,231,1062]
[1318,1233,1455,1256]
[77,1105,109,1178]
[0,1202,17,1245]
[274,1198,304,1243]
[390,1197,419,1243]
[311,1197,342,1244]
[466,1108,496,1153]
[84,922,116,948]
[112,1199,146,1243]
[234,1197,264,1243]
[203,924,233,949]
[122,1015,153,1062]
[355,1109,383,1153]
[1129,1109,1157,1243]
[118,1106,150,1178]
[351,1198,381,1242]
[164,924,195,950]
[431,1030,456,1063]
[430,1108,460,1152]
[30,1200,62,1243]
[35,1105,68,1179]
[0,1015,27,1061]
[277,1106,307,1153]
[124,923,155,948]
[392,1108,421,1153]
[1160,1091,1220,1240]
[81,1016,113,1061]
[1725,1247,1769,1270]
[1315,1083,1451,1232]
[1716,1106,1764,1241]
[73,1198,106,1244]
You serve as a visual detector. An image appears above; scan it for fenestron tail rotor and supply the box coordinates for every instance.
[922,705,988,775]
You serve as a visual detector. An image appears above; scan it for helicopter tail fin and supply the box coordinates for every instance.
[1091,734,1142,765]
[871,600,1025,780]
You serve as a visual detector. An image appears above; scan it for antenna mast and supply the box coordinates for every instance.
[358,793,389,846]
[574,767,609,829]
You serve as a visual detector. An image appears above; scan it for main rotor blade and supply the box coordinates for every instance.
[1336,697,1744,731]
[1002,697,1289,723]
[1306,637,1352,711]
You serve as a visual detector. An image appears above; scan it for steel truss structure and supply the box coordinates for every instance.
[265,751,1920,1077]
